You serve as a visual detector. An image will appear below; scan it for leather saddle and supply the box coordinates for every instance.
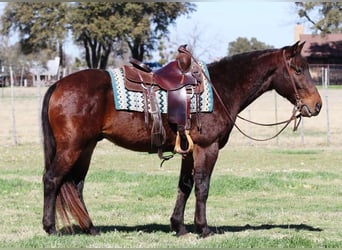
[124,47,203,93]
[123,45,204,158]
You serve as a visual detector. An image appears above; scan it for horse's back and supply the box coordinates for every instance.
[54,69,111,91]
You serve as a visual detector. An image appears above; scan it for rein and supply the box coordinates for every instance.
[187,48,302,142]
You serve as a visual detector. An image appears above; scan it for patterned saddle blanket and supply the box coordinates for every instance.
[108,61,213,114]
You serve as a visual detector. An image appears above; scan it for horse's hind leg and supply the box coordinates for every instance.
[43,142,97,235]
[42,166,63,235]
[71,141,98,235]
[170,154,194,236]
[42,149,80,235]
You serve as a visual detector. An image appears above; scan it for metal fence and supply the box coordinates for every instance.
[309,64,342,85]
[1,67,342,148]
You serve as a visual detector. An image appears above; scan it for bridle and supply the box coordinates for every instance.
[190,48,303,142]
[232,50,303,141]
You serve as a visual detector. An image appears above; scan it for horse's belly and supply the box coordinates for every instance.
[102,109,176,152]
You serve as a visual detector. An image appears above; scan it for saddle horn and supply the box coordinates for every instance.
[177,45,192,73]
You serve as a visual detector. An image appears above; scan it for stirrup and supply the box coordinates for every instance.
[174,130,194,155]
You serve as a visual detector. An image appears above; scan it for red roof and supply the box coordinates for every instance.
[299,34,342,59]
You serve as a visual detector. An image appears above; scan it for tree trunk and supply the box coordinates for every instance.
[129,38,145,61]
[99,45,112,70]
[84,39,91,68]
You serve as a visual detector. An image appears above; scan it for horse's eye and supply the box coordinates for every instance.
[295,67,303,75]
[292,65,302,75]
[294,68,302,75]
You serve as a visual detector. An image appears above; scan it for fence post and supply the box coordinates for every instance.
[322,67,330,145]
[36,75,43,144]
[274,91,279,146]
[247,108,252,146]
[300,119,305,145]
[10,65,17,145]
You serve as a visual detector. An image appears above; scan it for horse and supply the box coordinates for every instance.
[41,42,322,237]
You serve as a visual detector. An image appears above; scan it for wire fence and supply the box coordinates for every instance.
[1,73,342,149]
[309,64,342,85]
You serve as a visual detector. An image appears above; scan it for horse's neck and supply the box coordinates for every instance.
[238,65,277,112]
[209,51,278,114]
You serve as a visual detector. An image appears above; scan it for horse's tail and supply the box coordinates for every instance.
[56,182,92,233]
[42,84,91,233]
[42,83,57,171]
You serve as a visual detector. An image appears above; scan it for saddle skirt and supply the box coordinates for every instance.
[108,61,213,114]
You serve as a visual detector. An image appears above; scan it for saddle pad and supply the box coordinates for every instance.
[108,61,213,114]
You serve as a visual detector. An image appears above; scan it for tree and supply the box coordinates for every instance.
[122,2,195,61]
[1,2,195,70]
[0,35,20,68]
[1,3,69,68]
[0,34,48,86]
[69,2,195,69]
[228,37,274,56]
[295,2,342,34]
[69,2,125,69]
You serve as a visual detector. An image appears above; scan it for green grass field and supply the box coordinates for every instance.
[0,86,342,247]
[0,143,341,247]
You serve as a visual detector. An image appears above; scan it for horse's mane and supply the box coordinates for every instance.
[208,48,280,67]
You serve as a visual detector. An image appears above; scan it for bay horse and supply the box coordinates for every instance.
[42,42,322,237]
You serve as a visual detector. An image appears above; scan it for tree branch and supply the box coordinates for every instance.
[301,11,324,32]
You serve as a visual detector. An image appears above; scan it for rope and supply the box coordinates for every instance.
[186,46,302,142]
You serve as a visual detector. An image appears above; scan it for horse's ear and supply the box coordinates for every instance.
[298,41,305,52]
[286,41,304,58]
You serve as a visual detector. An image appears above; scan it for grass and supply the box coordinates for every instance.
[0,142,342,248]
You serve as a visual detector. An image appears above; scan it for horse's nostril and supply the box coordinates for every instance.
[316,102,322,113]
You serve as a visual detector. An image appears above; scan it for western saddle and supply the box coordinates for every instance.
[123,45,204,159]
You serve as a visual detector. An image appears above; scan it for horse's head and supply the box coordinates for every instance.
[273,42,322,117]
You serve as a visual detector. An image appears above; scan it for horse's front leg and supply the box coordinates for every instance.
[193,142,219,237]
[170,154,194,236]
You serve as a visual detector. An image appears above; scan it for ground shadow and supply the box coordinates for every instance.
[210,223,322,234]
[60,222,322,236]
[96,223,322,235]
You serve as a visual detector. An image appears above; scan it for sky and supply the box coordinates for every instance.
[167,1,302,62]
[1,2,305,64]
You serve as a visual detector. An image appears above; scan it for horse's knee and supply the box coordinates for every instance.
[194,171,210,200]
[179,175,194,195]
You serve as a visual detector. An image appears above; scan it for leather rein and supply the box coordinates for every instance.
[189,49,303,142]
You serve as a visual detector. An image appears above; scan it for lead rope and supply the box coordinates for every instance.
[184,47,302,142]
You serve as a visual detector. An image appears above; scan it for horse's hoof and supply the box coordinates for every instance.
[200,228,214,238]
[44,226,57,235]
[170,218,188,237]
[88,227,100,236]
[175,227,189,237]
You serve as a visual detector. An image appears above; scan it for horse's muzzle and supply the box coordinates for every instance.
[300,102,322,117]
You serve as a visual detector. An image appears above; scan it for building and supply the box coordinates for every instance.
[300,33,342,65]
[0,59,10,87]
[28,57,60,86]
[0,57,60,87]
[295,25,342,85]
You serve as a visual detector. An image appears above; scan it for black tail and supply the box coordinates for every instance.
[42,84,57,171]
[41,83,93,233]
